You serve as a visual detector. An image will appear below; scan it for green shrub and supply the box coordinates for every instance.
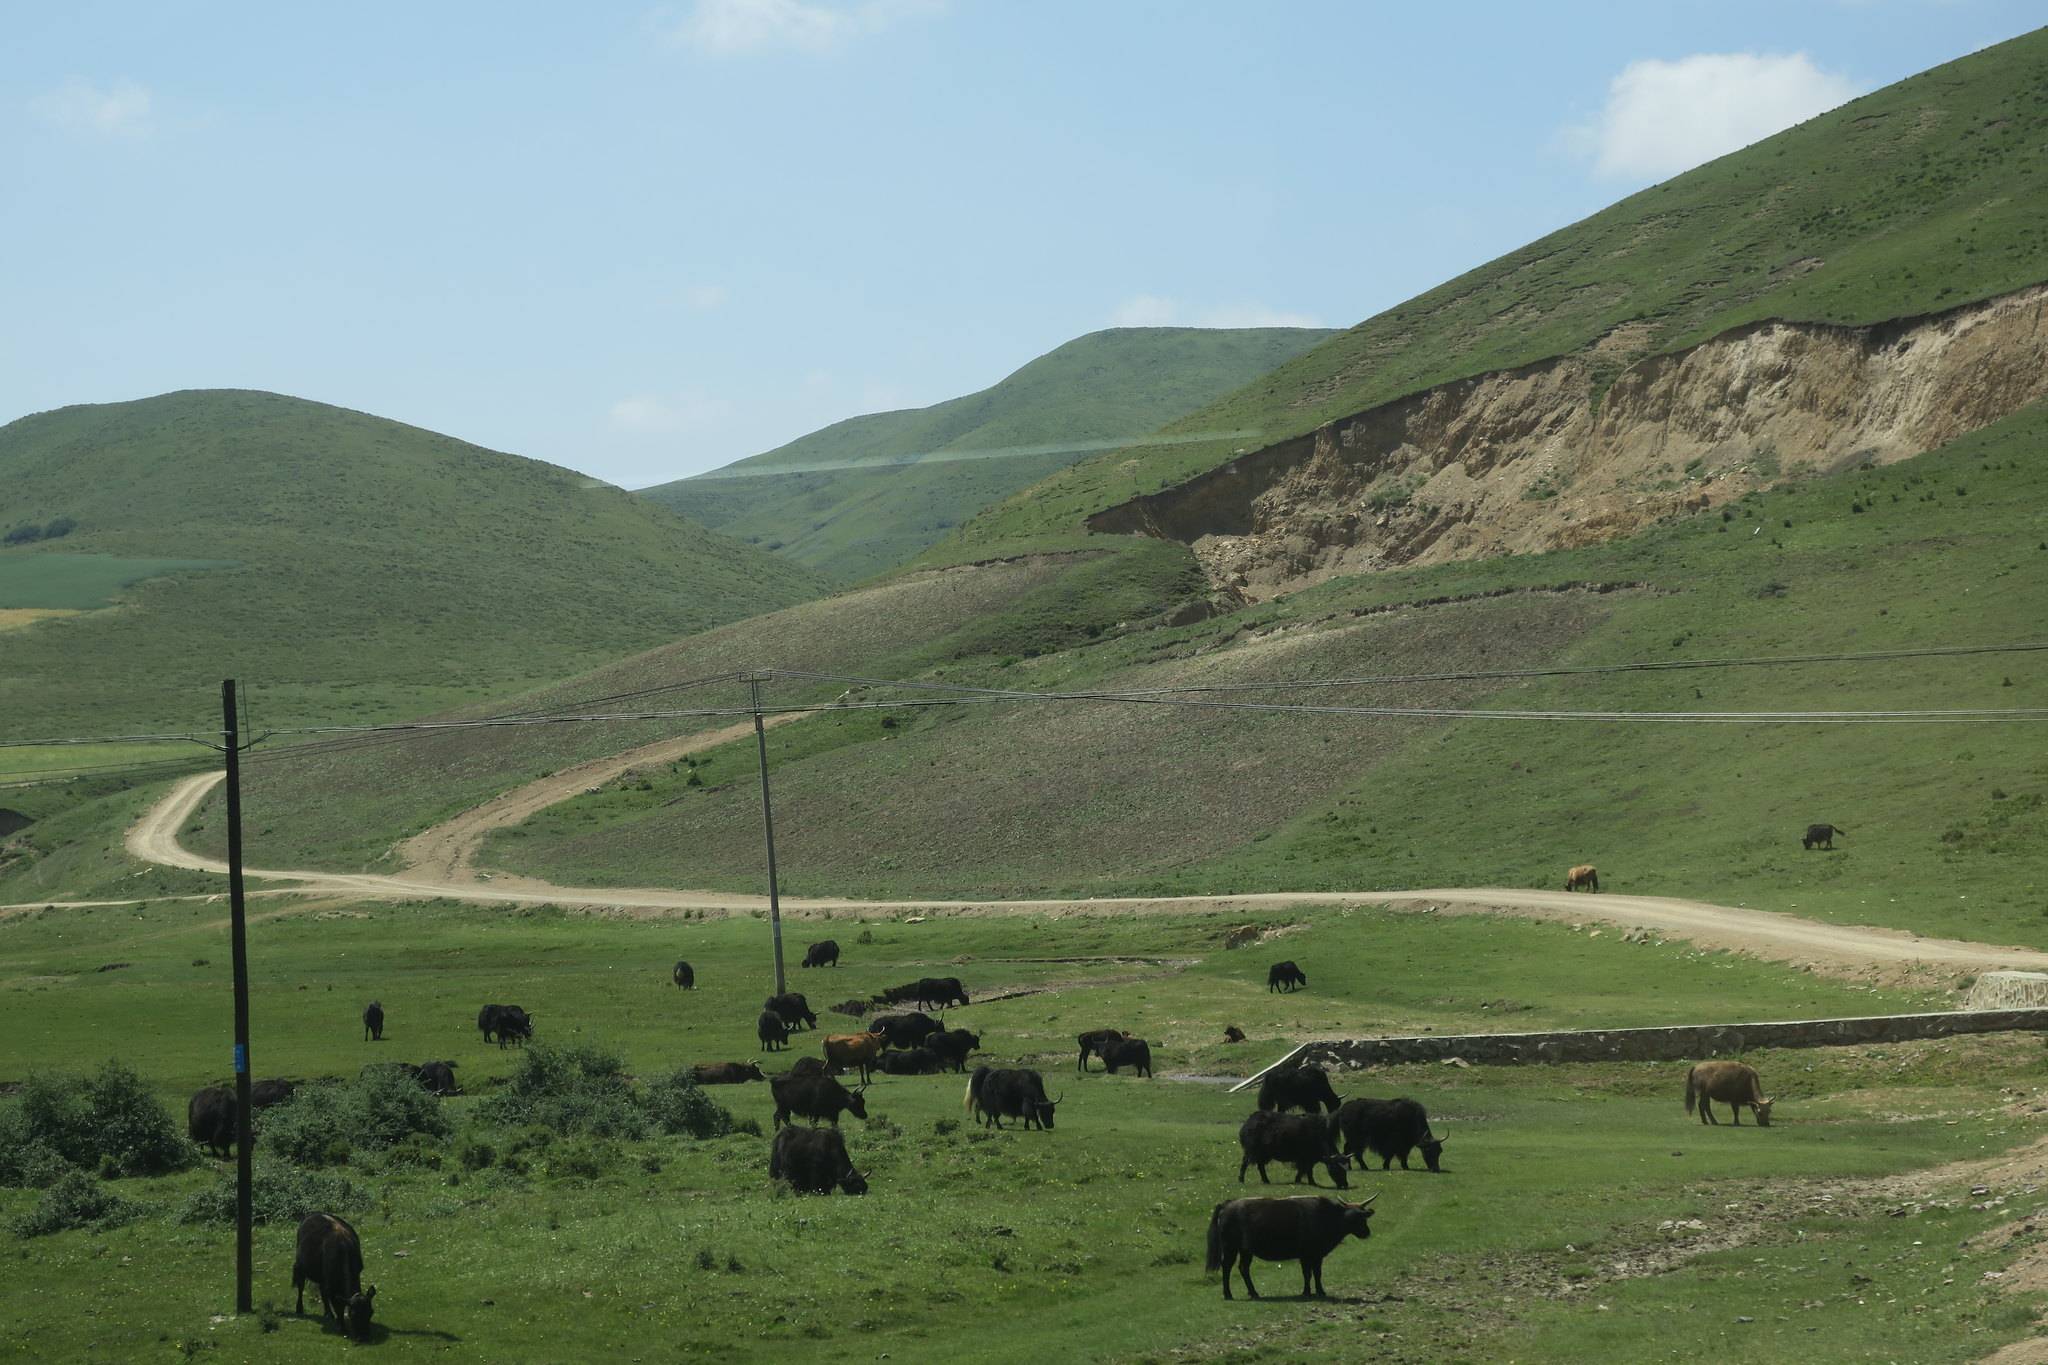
[257,1086,353,1167]
[477,1042,647,1139]
[640,1071,735,1139]
[11,1170,143,1238]
[258,1069,450,1167]
[547,1138,619,1180]
[0,1062,193,1185]
[456,1136,497,1172]
[179,1155,364,1226]
[350,1065,451,1149]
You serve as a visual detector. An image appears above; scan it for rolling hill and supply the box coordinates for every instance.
[945,27,2048,562]
[0,390,825,738]
[638,326,1334,582]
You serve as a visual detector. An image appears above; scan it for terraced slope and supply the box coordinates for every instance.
[0,390,825,735]
[640,326,1333,582]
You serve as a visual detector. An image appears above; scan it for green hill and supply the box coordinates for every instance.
[947,28,2048,553]
[639,326,1334,582]
[0,390,825,737]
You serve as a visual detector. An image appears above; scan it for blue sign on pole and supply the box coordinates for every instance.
[233,1044,248,1075]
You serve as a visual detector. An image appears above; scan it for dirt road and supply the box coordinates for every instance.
[99,768,2048,979]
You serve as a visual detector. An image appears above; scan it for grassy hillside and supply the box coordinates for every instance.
[8,895,2048,1362]
[0,390,825,737]
[641,327,1333,581]
[946,28,2048,553]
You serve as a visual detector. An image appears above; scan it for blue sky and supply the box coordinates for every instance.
[4,2,2038,486]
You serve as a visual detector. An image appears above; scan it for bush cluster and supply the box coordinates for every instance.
[179,1155,363,1226]
[11,1170,144,1238]
[2,516,76,547]
[258,1066,452,1168]
[0,1062,193,1185]
[475,1043,737,1144]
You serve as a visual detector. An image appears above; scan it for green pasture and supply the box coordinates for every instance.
[0,552,234,612]
[1,899,2043,1362]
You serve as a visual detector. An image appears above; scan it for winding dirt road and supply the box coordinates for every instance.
[93,763,2048,980]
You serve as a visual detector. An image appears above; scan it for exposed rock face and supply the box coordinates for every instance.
[1090,285,2048,599]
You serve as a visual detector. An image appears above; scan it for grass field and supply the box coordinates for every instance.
[2,898,2044,1362]
[943,29,2048,554]
[642,327,1334,583]
[0,390,825,737]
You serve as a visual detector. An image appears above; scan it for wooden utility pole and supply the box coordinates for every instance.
[221,680,254,1314]
[749,673,788,997]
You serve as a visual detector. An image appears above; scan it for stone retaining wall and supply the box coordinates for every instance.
[1280,1007,2048,1074]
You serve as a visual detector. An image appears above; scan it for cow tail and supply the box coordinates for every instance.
[1683,1068,1698,1115]
[963,1071,979,1115]
[1204,1204,1226,1273]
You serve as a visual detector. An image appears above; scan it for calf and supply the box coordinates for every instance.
[691,1061,768,1085]
[800,940,840,969]
[769,1125,868,1194]
[1802,823,1845,851]
[965,1066,1060,1131]
[765,991,818,1031]
[1099,1037,1153,1078]
[1237,1110,1349,1188]
[1205,1195,1375,1300]
[1256,1064,1341,1114]
[925,1027,981,1073]
[292,1212,377,1340]
[1267,961,1307,993]
[1685,1060,1775,1126]
[1565,863,1600,892]
[416,1061,461,1097]
[1223,1025,1247,1044]
[477,1004,534,1048]
[673,960,694,990]
[757,1009,792,1051]
[1335,1097,1444,1172]
[770,1071,869,1128]
[822,1031,886,1082]
[362,1001,384,1042]
[876,1047,943,1076]
[1077,1028,1132,1072]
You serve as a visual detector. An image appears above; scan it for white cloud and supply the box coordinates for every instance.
[608,391,733,435]
[29,78,155,138]
[681,283,728,311]
[1109,295,1323,330]
[668,0,943,56]
[1571,52,1863,181]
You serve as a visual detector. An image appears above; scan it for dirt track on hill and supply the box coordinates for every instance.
[96,768,2048,982]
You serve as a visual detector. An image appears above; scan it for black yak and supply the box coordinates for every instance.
[1205,1195,1374,1299]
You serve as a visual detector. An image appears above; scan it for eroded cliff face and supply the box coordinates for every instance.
[1089,285,2048,599]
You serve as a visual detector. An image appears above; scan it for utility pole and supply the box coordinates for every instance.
[221,680,254,1314]
[749,673,788,997]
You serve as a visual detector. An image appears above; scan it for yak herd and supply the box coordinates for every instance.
[179,938,1786,1331]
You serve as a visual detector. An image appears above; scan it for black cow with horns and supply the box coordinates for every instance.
[1237,1110,1350,1187]
[770,1071,869,1129]
[1257,1064,1342,1114]
[965,1066,1061,1130]
[1205,1194,1376,1300]
[769,1126,867,1195]
[1335,1096,1446,1173]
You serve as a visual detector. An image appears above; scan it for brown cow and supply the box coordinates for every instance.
[1684,1060,1774,1127]
[821,1032,885,1084]
[1564,864,1599,892]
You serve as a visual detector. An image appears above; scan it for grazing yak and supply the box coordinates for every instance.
[692,1061,768,1085]
[822,1032,886,1082]
[1257,1065,1342,1115]
[1100,1037,1153,1078]
[292,1212,376,1340]
[1237,1110,1349,1188]
[757,1009,792,1051]
[477,1004,534,1048]
[1205,1195,1375,1300]
[769,1125,867,1195]
[868,1011,942,1050]
[1802,823,1845,851]
[966,1066,1060,1131]
[770,1070,868,1128]
[1267,961,1307,993]
[1565,864,1600,892]
[800,940,840,969]
[362,1001,384,1042]
[1076,1028,1133,1072]
[188,1086,238,1158]
[877,1047,943,1076]
[416,1061,461,1097]
[785,1055,830,1078]
[1223,1025,1247,1044]
[924,1027,981,1073]
[1335,1097,1444,1172]
[673,960,695,990]
[1685,1060,1775,1127]
[914,976,970,1009]
[765,991,818,1031]
[251,1078,299,1111]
